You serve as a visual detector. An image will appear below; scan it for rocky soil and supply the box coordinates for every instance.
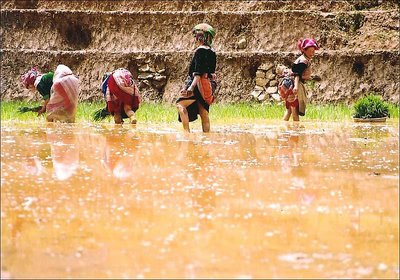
[1,0,399,104]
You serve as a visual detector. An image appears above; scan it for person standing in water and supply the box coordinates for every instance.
[277,65,298,121]
[176,23,218,132]
[20,64,80,123]
[278,38,320,121]
[290,38,319,120]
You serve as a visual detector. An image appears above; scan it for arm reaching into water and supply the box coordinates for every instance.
[37,99,49,116]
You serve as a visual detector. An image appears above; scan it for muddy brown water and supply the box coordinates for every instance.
[1,121,398,279]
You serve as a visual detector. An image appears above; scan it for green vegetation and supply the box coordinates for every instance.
[377,32,388,43]
[336,12,365,33]
[305,80,317,91]
[1,100,398,123]
[353,94,391,119]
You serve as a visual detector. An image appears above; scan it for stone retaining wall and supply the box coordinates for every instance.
[1,0,399,104]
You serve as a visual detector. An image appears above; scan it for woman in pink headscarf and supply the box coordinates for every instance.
[20,64,79,122]
[20,67,54,115]
[103,68,141,124]
[46,64,80,123]
[285,38,319,121]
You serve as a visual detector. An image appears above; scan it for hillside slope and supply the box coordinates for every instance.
[1,0,398,103]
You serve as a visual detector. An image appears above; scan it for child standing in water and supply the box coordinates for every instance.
[102,68,141,124]
[277,65,297,121]
[176,23,218,132]
[21,64,80,122]
[279,38,319,121]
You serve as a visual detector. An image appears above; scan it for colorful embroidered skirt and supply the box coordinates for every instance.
[106,74,140,116]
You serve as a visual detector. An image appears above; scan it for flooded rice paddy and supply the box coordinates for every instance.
[1,121,399,279]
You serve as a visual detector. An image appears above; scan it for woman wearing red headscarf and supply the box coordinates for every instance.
[287,38,320,121]
[278,38,319,121]
[20,67,54,116]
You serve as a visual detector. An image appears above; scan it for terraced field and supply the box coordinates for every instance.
[1,0,398,103]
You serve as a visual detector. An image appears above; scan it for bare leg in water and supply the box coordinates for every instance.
[177,99,196,132]
[114,113,122,124]
[124,104,136,124]
[198,103,210,132]
[292,106,299,121]
[283,107,292,121]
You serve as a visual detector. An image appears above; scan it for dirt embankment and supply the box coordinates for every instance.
[1,0,399,104]
[3,0,398,12]
[2,9,398,52]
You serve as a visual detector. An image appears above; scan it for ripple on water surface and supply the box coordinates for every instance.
[1,121,398,278]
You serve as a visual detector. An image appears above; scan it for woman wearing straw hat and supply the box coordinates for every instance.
[176,23,218,132]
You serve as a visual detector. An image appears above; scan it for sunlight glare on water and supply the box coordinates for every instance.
[1,121,399,278]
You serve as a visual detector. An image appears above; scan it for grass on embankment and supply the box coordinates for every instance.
[1,101,398,123]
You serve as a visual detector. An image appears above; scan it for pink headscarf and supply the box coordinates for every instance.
[21,67,40,88]
[297,38,319,53]
[112,68,135,95]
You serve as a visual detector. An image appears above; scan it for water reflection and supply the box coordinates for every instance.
[1,121,398,279]
[100,128,138,180]
[47,127,80,181]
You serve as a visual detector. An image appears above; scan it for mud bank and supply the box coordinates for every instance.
[2,49,398,104]
[0,0,398,104]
